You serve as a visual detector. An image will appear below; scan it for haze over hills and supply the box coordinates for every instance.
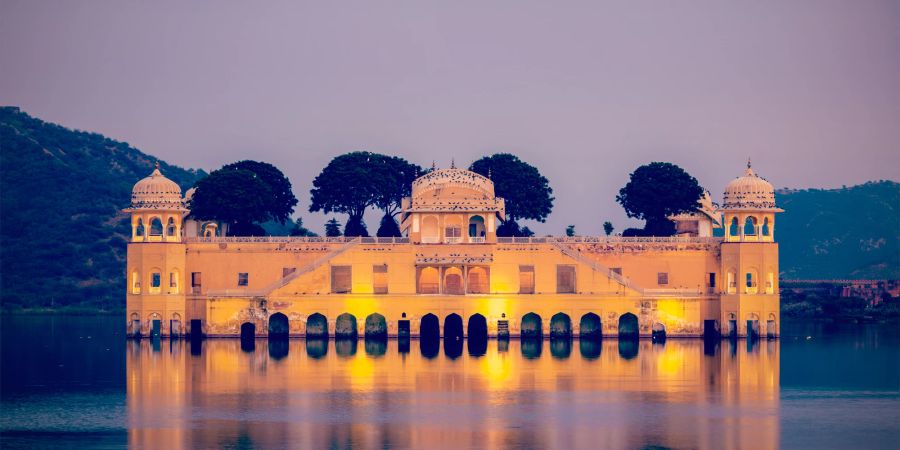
[0,108,897,310]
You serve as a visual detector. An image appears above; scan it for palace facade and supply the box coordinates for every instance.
[125,163,782,339]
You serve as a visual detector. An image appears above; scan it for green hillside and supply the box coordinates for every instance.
[0,107,204,311]
[776,182,899,280]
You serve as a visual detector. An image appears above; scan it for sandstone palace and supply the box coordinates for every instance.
[125,163,781,340]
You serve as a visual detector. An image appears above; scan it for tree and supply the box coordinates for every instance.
[372,156,424,237]
[469,153,554,237]
[221,160,298,224]
[289,218,317,237]
[566,225,576,237]
[376,213,402,237]
[310,152,391,237]
[324,218,342,237]
[603,221,614,236]
[615,162,703,236]
[189,169,274,236]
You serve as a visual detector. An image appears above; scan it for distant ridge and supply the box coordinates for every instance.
[0,106,205,310]
[775,181,899,280]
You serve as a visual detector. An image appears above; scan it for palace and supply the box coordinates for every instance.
[125,162,782,339]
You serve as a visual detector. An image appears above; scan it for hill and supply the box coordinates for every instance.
[776,181,899,280]
[0,107,205,311]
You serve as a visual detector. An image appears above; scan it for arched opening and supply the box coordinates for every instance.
[521,312,543,339]
[467,267,489,294]
[169,269,179,294]
[729,217,739,237]
[130,312,141,338]
[746,269,759,294]
[468,215,486,240]
[762,218,771,236]
[444,314,463,342]
[444,216,463,243]
[268,313,289,339]
[579,313,602,340]
[166,217,176,236]
[467,314,488,356]
[443,267,464,295]
[618,313,639,339]
[727,270,737,294]
[420,313,440,340]
[364,313,388,339]
[306,313,328,338]
[240,322,256,340]
[766,313,777,339]
[421,216,439,243]
[170,313,182,337]
[131,271,141,294]
[335,313,357,339]
[149,217,163,236]
[149,269,162,294]
[135,218,145,237]
[149,313,162,338]
[766,271,775,294]
[651,323,666,342]
[743,216,758,236]
[747,313,760,339]
[549,313,572,339]
[418,267,439,294]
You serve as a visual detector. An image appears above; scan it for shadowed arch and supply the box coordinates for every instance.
[268,313,289,338]
[549,313,572,339]
[335,313,358,338]
[306,313,328,338]
[420,313,440,340]
[240,322,256,339]
[467,313,488,356]
[652,323,666,343]
[618,313,639,339]
[521,312,542,339]
[364,313,387,339]
[444,314,463,341]
[579,313,602,340]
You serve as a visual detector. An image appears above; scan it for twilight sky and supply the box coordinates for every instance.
[2,0,898,235]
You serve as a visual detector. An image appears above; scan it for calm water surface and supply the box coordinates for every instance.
[1,315,898,449]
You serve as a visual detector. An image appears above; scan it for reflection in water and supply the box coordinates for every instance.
[128,337,780,449]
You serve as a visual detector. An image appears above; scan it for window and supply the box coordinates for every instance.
[373,264,388,294]
[657,272,669,285]
[519,265,535,294]
[135,219,144,237]
[556,265,576,294]
[729,217,739,237]
[169,271,178,293]
[746,271,758,294]
[150,271,161,294]
[445,227,461,238]
[150,218,163,236]
[331,265,352,293]
[191,272,202,294]
[131,271,141,294]
[467,267,489,294]
[166,218,176,236]
[766,272,774,294]
[762,218,771,236]
[238,273,249,287]
[744,217,758,236]
[708,273,716,288]
[282,267,296,278]
[727,271,736,294]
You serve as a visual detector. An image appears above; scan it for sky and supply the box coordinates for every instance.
[2,0,898,235]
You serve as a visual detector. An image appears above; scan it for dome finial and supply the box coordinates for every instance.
[451,158,456,169]
[155,161,160,170]
[747,157,751,169]
[431,160,436,171]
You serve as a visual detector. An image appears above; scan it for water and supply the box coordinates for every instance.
[1,316,898,449]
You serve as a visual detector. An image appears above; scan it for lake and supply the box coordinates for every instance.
[1,315,898,449]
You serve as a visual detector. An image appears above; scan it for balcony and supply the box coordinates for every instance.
[469,236,486,243]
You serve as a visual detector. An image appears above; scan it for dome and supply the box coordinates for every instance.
[722,162,777,210]
[411,167,495,199]
[130,163,186,210]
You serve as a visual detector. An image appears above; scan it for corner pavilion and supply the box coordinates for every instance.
[125,163,781,339]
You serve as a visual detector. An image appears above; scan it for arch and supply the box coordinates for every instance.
[444,314,463,342]
[467,267,489,294]
[421,216,439,243]
[766,270,775,294]
[135,218,145,237]
[306,313,328,338]
[762,217,771,236]
[130,312,141,338]
[149,217,164,236]
[166,217,176,236]
[335,313,358,338]
[444,267,464,295]
[169,269,179,294]
[651,323,666,342]
[364,313,388,339]
[766,313,778,339]
[618,313,639,339]
[444,215,463,242]
[468,215,486,238]
[268,313,289,338]
[240,322,256,339]
[747,313,761,339]
[149,268,162,294]
[745,268,759,294]
[521,312,543,339]
[729,217,739,237]
[579,313,602,340]
[727,269,737,294]
[131,270,141,294]
[170,312,182,337]
[420,313,440,340]
[549,312,572,339]
[743,216,758,236]
[418,267,439,294]
[467,314,488,356]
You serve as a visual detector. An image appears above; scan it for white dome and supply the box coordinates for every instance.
[130,163,185,210]
[722,163,777,210]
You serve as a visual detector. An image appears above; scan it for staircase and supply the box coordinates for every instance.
[550,241,645,294]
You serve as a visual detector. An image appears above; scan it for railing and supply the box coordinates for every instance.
[498,236,723,244]
[444,237,462,244]
[421,237,440,244]
[469,237,486,243]
[549,241,643,293]
[186,236,358,244]
[643,288,710,297]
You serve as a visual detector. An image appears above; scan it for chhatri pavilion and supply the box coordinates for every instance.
[125,162,782,339]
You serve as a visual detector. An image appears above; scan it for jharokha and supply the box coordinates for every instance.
[125,162,782,340]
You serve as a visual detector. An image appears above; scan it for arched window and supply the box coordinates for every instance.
[169,269,180,294]
[727,270,736,294]
[468,215,485,238]
[166,218,176,237]
[762,218,771,236]
[421,216,439,243]
[149,218,163,236]
[745,269,758,294]
[766,271,775,294]
[444,216,462,243]
[729,217,739,237]
[150,270,162,294]
[131,271,141,294]
[744,216,758,236]
[135,219,145,237]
